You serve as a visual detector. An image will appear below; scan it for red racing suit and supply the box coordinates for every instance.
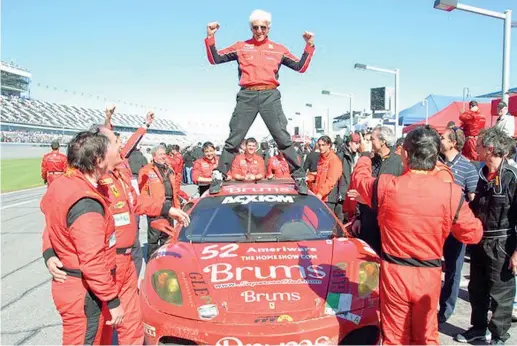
[41,169,119,345]
[231,153,266,179]
[459,109,486,161]
[41,150,68,185]
[352,156,482,344]
[267,154,291,179]
[312,150,343,202]
[205,36,315,87]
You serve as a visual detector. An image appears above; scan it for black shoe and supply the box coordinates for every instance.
[294,177,308,195]
[455,327,491,343]
[209,171,224,195]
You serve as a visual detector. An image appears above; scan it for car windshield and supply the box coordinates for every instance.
[178,194,339,243]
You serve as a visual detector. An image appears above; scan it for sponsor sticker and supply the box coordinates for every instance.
[215,336,330,346]
[108,233,116,248]
[337,311,361,325]
[143,322,156,337]
[114,201,125,209]
[324,293,352,315]
[203,263,326,283]
[99,178,113,185]
[221,195,295,205]
[113,212,131,227]
[109,184,120,197]
[241,290,300,303]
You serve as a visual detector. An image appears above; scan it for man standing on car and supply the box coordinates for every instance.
[204,9,315,195]
[352,125,483,345]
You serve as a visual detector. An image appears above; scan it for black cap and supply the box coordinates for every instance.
[498,101,508,108]
[469,100,478,108]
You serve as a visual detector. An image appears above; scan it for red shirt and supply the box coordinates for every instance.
[267,155,290,179]
[41,151,68,183]
[192,157,218,184]
[205,36,315,87]
[459,110,486,137]
[231,153,266,178]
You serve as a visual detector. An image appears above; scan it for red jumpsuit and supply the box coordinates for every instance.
[41,150,67,185]
[352,156,483,344]
[459,109,486,161]
[41,169,119,345]
[192,156,218,195]
[312,150,343,202]
[231,153,266,179]
[97,167,165,345]
[267,154,291,179]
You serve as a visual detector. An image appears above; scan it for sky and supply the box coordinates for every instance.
[2,0,516,137]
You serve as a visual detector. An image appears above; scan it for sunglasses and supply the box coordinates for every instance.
[252,25,268,31]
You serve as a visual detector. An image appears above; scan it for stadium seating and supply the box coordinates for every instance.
[0,96,194,146]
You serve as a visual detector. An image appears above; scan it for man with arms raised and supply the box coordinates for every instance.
[204,9,315,195]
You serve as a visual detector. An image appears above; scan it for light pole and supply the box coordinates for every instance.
[354,63,400,137]
[434,0,512,104]
[321,90,354,135]
[422,99,429,125]
[462,87,471,112]
[294,111,303,138]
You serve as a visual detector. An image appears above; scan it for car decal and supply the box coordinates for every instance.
[221,194,295,205]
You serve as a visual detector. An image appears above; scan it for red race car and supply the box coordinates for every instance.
[140,180,381,345]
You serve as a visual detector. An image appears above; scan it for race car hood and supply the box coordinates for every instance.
[143,238,380,324]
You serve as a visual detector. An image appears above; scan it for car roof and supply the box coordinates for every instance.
[201,179,305,197]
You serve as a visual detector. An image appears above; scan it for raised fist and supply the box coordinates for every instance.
[105,104,116,118]
[303,31,314,46]
[145,111,155,126]
[207,22,220,37]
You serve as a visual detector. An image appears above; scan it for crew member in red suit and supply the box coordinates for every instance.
[139,145,182,260]
[459,100,486,161]
[311,136,343,217]
[204,9,314,195]
[192,141,219,196]
[267,149,291,179]
[41,140,68,185]
[40,130,124,345]
[231,137,266,181]
[43,112,191,345]
[351,125,482,345]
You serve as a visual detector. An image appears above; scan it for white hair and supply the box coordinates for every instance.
[249,10,272,26]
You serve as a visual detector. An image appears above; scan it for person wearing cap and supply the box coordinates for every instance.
[459,100,486,162]
[495,101,515,138]
[41,140,68,186]
[204,9,314,195]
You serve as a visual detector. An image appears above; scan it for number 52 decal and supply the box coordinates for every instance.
[200,244,239,260]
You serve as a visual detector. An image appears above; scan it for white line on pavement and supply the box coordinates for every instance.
[0,198,39,210]
[1,186,45,196]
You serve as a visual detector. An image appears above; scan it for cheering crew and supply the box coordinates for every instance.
[41,140,67,186]
[352,125,482,345]
[192,141,219,196]
[231,137,266,182]
[40,129,124,345]
[204,9,314,195]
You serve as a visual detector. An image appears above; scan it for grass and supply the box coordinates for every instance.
[1,158,44,193]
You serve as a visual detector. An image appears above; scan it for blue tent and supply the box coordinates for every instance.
[398,94,494,126]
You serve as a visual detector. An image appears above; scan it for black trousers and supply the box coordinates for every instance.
[146,216,171,262]
[469,236,516,341]
[326,201,344,223]
[216,89,304,178]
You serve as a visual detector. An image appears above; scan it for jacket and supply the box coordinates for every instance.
[192,156,219,184]
[41,169,120,308]
[313,150,343,203]
[138,162,180,209]
[459,109,486,137]
[267,154,290,179]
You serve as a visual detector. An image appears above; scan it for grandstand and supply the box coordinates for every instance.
[0,61,190,146]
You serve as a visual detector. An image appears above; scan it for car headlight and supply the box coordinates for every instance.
[152,270,183,305]
[358,262,379,297]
